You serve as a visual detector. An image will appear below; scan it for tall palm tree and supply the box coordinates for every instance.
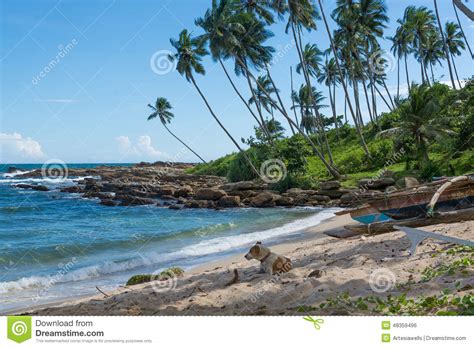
[444,21,466,88]
[389,21,413,97]
[421,31,444,84]
[169,29,259,176]
[248,75,278,116]
[237,0,274,24]
[318,0,372,158]
[296,43,323,78]
[452,0,473,59]
[405,6,437,85]
[147,97,206,163]
[195,0,272,143]
[433,0,457,89]
[317,56,341,139]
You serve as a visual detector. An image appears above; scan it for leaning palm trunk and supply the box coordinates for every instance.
[434,0,457,89]
[290,67,300,129]
[189,75,260,176]
[373,83,393,111]
[317,0,371,159]
[381,78,395,109]
[452,0,473,58]
[404,55,411,94]
[292,21,334,164]
[364,47,378,125]
[218,57,273,145]
[396,57,400,100]
[450,53,463,89]
[361,79,374,123]
[162,123,207,163]
[328,83,340,141]
[242,61,341,178]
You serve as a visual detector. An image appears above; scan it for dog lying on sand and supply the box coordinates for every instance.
[245,241,292,275]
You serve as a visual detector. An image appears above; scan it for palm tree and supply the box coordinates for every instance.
[318,0,372,158]
[379,84,452,168]
[444,21,466,88]
[296,43,323,78]
[248,75,278,115]
[389,21,413,97]
[452,0,473,58]
[317,56,341,139]
[405,6,437,85]
[169,29,259,176]
[433,0,457,89]
[237,0,274,24]
[195,0,272,143]
[424,32,444,84]
[147,97,206,163]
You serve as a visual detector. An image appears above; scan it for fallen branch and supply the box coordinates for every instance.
[96,286,110,298]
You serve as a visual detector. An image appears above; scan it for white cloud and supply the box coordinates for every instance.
[0,132,46,162]
[115,135,168,160]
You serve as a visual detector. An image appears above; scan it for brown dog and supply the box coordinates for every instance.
[244,241,292,276]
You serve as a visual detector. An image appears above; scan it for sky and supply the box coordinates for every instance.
[1,0,473,164]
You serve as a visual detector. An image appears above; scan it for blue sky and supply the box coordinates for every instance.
[1,0,473,163]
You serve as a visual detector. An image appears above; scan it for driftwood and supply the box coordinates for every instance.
[96,286,110,298]
[344,207,474,235]
[224,269,240,287]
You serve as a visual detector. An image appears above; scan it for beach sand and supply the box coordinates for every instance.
[19,213,473,316]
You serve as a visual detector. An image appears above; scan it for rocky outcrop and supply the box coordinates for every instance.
[358,177,395,190]
[320,180,341,190]
[13,184,49,191]
[195,188,227,201]
[218,195,241,208]
[249,192,276,208]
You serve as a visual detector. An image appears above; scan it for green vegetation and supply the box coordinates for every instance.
[188,81,473,187]
[313,291,474,315]
[126,267,185,286]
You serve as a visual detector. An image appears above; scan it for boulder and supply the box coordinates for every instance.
[13,184,49,191]
[168,204,182,210]
[219,181,263,191]
[174,185,193,198]
[396,176,420,189]
[316,189,344,199]
[116,195,154,206]
[156,185,176,197]
[358,177,395,190]
[320,181,341,190]
[60,186,84,193]
[227,190,256,199]
[100,199,118,207]
[184,200,214,209]
[274,196,294,207]
[218,195,241,208]
[249,192,276,208]
[195,188,227,200]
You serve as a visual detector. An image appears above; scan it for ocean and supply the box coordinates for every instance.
[0,163,339,313]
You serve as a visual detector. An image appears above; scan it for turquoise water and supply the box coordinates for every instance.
[0,163,338,313]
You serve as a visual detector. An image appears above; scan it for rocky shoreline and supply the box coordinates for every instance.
[8,162,412,209]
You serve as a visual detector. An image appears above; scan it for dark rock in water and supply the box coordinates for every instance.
[100,199,118,206]
[195,188,227,201]
[116,195,154,206]
[218,195,241,208]
[13,184,49,191]
[160,195,176,201]
[168,204,182,210]
[83,192,114,200]
[249,192,275,208]
[358,177,395,190]
[274,195,294,207]
[320,180,341,190]
[7,166,24,173]
[184,199,214,209]
[60,186,84,193]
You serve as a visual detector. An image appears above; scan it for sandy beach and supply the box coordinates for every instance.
[17,212,473,316]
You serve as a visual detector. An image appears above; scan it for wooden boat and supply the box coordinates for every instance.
[344,174,474,224]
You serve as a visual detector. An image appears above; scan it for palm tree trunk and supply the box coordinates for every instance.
[450,52,462,88]
[361,79,374,123]
[452,0,474,58]
[290,67,300,129]
[434,0,457,89]
[430,62,435,83]
[241,60,341,178]
[374,83,393,110]
[396,57,400,100]
[189,75,259,176]
[162,123,206,163]
[382,78,395,109]
[242,59,274,144]
[292,21,334,164]
[352,80,364,127]
[317,0,371,159]
[328,83,340,141]
[405,55,411,94]
[218,58,265,131]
